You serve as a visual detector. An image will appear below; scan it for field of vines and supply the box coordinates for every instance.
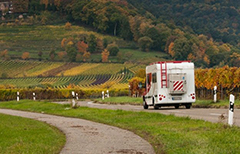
[0,60,239,100]
[195,66,240,99]
[0,60,144,90]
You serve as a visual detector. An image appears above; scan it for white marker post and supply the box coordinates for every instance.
[106,90,109,98]
[228,94,235,126]
[33,92,36,101]
[17,91,19,102]
[102,91,104,100]
[72,91,76,108]
[76,93,79,100]
[214,86,217,103]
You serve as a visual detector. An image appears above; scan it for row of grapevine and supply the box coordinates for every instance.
[0,73,133,89]
[0,60,140,78]
[195,66,240,99]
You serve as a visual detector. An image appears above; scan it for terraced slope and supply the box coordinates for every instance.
[0,61,143,89]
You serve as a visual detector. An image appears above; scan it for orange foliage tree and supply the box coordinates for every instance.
[101,49,109,62]
[77,41,88,53]
[83,52,91,62]
[22,52,30,60]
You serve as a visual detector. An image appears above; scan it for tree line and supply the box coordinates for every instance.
[2,0,240,67]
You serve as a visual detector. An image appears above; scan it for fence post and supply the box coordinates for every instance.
[17,91,19,102]
[228,94,235,126]
[214,86,217,103]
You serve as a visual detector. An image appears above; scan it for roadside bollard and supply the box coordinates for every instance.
[17,91,19,102]
[102,91,104,100]
[106,90,109,98]
[213,86,217,103]
[228,94,235,126]
[76,93,79,100]
[72,91,76,108]
[33,92,36,101]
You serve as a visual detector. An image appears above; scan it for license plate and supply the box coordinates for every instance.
[172,97,182,100]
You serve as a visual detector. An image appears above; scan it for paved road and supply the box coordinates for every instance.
[76,101,240,126]
[0,109,155,154]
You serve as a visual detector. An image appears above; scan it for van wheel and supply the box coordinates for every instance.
[152,97,159,110]
[185,104,192,109]
[175,105,179,109]
[143,102,148,109]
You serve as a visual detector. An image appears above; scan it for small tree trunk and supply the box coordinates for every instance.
[114,23,117,36]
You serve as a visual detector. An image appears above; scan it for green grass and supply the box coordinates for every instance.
[194,99,240,108]
[0,112,65,154]
[1,100,240,154]
[96,96,240,108]
[95,96,142,105]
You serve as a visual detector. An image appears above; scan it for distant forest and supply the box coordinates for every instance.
[1,0,240,67]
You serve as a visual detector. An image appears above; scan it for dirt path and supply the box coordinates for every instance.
[0,109,155,154]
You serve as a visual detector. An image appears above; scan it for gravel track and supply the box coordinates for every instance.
[0,109,155,154]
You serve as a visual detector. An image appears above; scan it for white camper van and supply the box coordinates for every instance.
[143,61,195,109]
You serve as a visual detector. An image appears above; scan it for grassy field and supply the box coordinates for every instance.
[0,113,65,154]
[95,96,240,108]
[0,100,240,154]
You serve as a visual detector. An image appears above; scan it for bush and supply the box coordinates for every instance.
[107,43,119,56]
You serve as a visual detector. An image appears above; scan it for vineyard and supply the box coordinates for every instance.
[195,66,240,99]
[0,60,239,100]
[0,60,144,90]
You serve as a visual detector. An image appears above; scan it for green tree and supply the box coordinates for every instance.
[66,44,77,62]
[138,36,153,52]
[107,43,119,56]
[172,37,192,60]
[103,38,108,48]
[87,34,97,53]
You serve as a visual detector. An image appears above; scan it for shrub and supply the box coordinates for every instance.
[107,43,119,56]
[65,22,72,30]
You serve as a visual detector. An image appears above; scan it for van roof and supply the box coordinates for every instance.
[149,61,191,65]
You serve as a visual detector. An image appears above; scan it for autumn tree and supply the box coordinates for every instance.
[65,22,72,30]
[135,69,146,78]
[22,52,30,60]
[77,41,88,53]
[83,52,91,62]
[128,77,145,97]
[168,42,175,57]
[0,49,10,60]
[58,51,67,61]
[61,38,67,49]
[101,49,109,62]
